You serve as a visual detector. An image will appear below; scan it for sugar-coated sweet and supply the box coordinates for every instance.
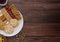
[10,19,18,27]
[4,24,14,34]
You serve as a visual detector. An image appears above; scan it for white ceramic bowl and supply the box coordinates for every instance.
[0,11,24,37]
[0,0,8,6]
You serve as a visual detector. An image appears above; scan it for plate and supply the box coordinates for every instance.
[0,11,24,37]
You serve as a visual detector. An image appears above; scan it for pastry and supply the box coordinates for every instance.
[0,19,5,30]
[9,4,21,20]
[4,24,14,34]
[1,4,21,21]
[1,8,12,21]
[0,36,3,42]
[0,10,9,24]
[0,35,7,42]
[10,19,18,27]
[0,11,7,24]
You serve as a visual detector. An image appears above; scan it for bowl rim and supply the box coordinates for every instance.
[0,0,8,6]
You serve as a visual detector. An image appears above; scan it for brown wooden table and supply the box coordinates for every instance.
[7,0,60,42]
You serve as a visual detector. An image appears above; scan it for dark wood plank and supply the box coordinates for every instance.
[11,2,60,10]
[9,0,60,3]
[20,36,60,42]
[24,23,60,36]
[7,36,60,42]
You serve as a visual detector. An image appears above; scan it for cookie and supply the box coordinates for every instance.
[1,8,12,21]
[0,19,5,30]
[10,19,18,27]
[9,4,21,20]
[0,36,2,42]
[4,24,14,34]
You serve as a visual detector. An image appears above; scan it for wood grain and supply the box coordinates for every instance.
[19,37,60,42]
[24,23,60,36]
[7,36,60,42]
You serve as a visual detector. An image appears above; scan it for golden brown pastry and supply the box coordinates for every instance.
[9,4,21,20]
[1,4,21,20]
[0,35,7,42]
[10,19,18,27]
[0,36,3,42]
[0,19,5,30]
[1,8,12,21]
[0,11,8,24]
[4,24,14,34]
